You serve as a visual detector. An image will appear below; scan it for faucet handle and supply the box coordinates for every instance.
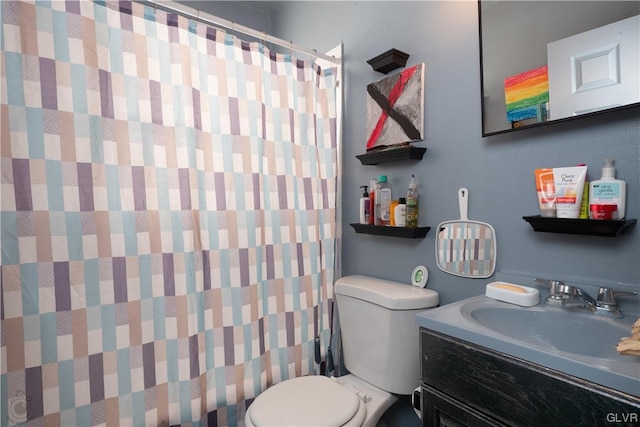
[597,287,638,306]
[535,278,572,297]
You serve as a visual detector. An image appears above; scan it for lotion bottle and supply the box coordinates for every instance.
[394,198,407,227]
[589,157,626,220]
[359,186,370,224]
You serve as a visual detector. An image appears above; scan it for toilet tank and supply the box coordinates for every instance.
[334,275,439,395]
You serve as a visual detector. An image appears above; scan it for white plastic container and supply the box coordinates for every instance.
[394,198,406,227]
[485,282,540,307]
[589,158,626,220]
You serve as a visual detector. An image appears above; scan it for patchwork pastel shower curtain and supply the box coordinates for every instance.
[0,1,339,425]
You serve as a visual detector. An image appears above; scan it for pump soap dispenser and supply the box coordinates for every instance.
[359,186,370,224]
[589,158,626,220]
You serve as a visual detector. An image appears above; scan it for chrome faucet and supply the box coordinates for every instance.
[535,279,637,318]
[571,286,598,312]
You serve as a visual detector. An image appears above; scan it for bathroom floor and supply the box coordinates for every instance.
[379,396,421,427]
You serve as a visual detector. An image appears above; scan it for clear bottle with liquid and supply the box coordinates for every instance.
[406,175,419,227]
[375,175,392,225]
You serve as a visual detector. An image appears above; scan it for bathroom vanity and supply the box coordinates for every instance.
[416,292,640,427]
[420,329,640,426]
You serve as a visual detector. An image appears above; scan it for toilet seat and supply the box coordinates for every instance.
[247,376,367,427]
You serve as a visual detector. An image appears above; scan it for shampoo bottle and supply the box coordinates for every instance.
[589,158,626,220]
[389,200,399,226]
[359,186,370,224]
[375,175,392,225]
[406,175,419,227]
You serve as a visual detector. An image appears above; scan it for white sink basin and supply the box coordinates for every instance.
[416,295,640,397]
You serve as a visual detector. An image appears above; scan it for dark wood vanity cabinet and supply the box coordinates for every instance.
[420,329,640,427]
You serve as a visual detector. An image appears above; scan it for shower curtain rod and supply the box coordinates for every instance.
[138,0,340,64]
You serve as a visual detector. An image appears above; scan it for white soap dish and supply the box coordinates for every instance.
[485,281,540,307]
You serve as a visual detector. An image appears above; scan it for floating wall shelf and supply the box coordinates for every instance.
[367,49,410,74]
[356,145,426,165]
[350,223,430,238]
[522,216,636,237]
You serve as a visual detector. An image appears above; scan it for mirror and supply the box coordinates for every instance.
[435,188,497,279]
[479,1,640,136]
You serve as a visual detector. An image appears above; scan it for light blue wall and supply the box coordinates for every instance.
[177,1,276,35]
[196,1,639,304]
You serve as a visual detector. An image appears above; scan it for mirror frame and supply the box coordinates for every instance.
[478,1,640,137]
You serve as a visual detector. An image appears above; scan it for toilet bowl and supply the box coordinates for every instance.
[244,374,395,427]
[244,275,439,427]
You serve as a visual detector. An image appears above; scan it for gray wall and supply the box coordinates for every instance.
[177,1,276,35]
[194,1,638,305]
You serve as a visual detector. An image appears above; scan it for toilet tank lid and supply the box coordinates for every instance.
[335,275,439,310]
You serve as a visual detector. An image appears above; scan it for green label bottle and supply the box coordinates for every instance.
[406,175,418,227]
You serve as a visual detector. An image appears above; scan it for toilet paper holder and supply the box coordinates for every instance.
[411,386,421,419]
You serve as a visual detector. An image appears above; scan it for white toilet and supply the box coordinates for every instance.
[244,275,439,427]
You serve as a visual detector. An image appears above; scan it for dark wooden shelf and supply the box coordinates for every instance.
[522,215,636,237]
[356,145,426,165]
[367,48,409,74]
[350,223,430,238]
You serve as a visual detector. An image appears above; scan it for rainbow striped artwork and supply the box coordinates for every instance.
[504,65,549,124]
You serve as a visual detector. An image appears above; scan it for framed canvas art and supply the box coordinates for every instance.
[366,63,425,151]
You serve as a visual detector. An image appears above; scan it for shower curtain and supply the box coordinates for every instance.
[0,1,339,425]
